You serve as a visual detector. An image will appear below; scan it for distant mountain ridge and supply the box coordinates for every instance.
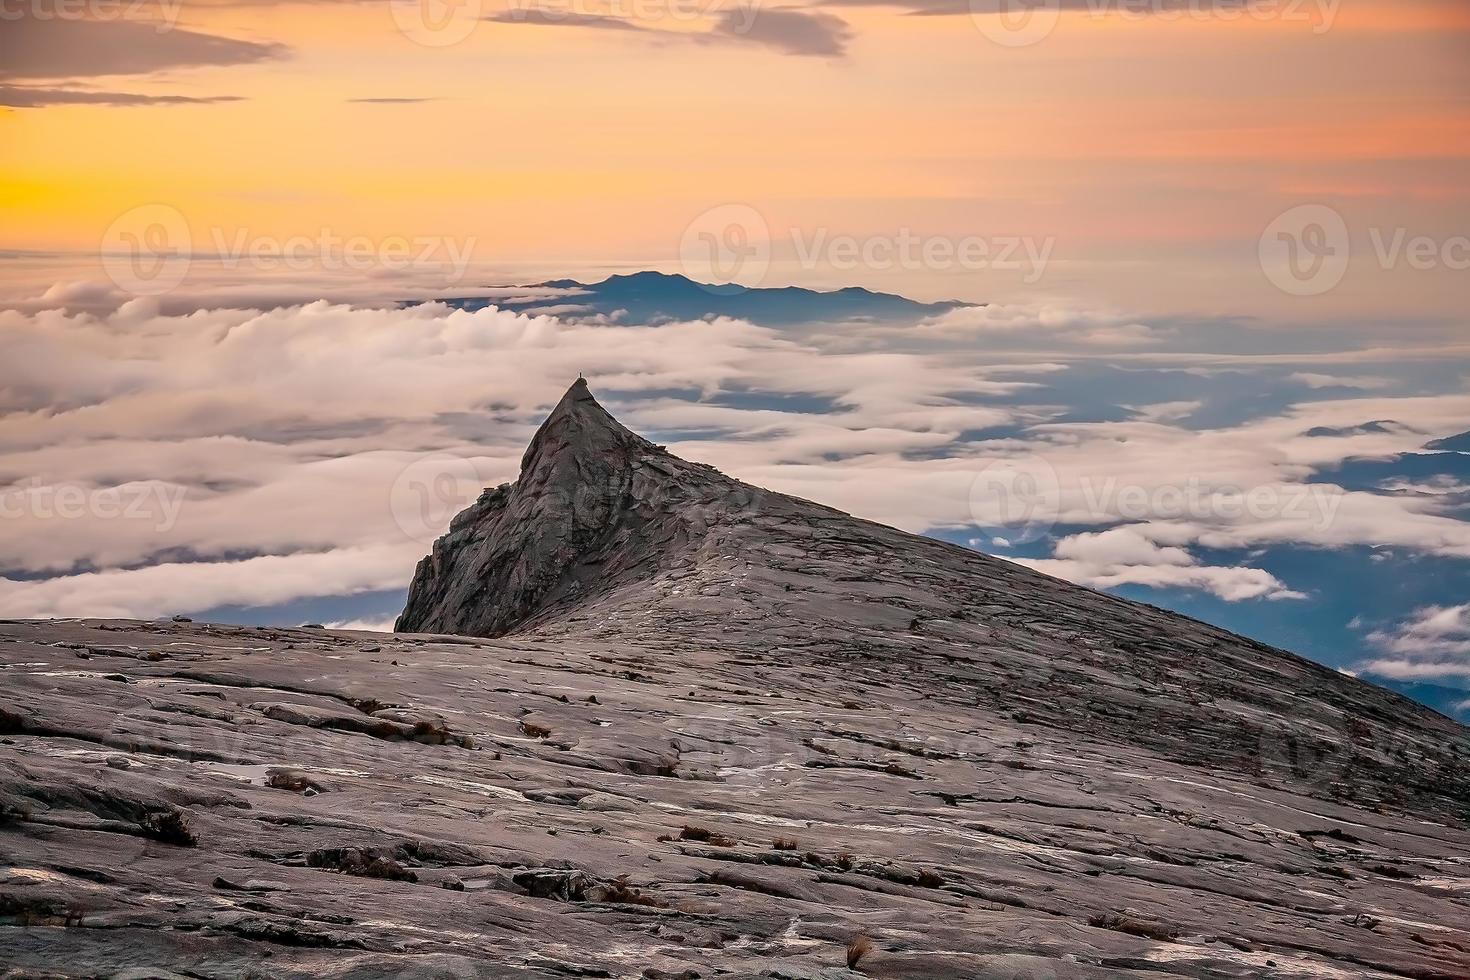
[437,270,974,325]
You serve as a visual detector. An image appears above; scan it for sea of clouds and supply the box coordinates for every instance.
[3,276,1468,686]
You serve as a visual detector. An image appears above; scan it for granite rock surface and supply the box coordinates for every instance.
[3,381,1469,979]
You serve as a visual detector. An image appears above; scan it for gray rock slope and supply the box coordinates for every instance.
[3,380,1470,979]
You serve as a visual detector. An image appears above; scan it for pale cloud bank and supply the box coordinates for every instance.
[1289,372,1393,390]
[0,288,1466,621]
[908,303,1162,347]
[1013,525,1306,602]
[1359,604,1470,683]
[0,544,414,621]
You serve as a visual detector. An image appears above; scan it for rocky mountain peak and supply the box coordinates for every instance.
[518,378,654,477]
[395,380,725,638]
[397,383,1470,826]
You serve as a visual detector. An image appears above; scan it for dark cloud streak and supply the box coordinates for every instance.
[485,10,660,31]
[821,0,1258,15]
[0,86,246,108]
[486,6,852,57]
[1,17,286,83]
[714,8,852,57]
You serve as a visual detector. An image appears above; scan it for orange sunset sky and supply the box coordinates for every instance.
[3,0,1468,318]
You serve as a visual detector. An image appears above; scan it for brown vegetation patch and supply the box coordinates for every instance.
[680,825,736,847]
[1088,912,1179,942]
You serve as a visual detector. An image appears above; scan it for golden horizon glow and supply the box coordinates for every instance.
[3,0,1467,316]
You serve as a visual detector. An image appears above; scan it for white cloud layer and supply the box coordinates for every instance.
[1360,604,1470,682]
[908,303,1161,346]
[1,287,1467,621]
[1013,525,1306,601]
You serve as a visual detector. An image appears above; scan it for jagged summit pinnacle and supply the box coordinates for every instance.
[519,378,654,475]
[395,380,719,638]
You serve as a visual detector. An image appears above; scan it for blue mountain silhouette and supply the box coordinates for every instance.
[438,271,973,326]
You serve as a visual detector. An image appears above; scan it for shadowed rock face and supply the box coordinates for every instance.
[397,377,693,637]
[4,381,1470,979]
[397,377,811,640]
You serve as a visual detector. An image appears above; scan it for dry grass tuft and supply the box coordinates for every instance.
[1087,912,1178,942]
[846,934,874,969]
[139,809,197,847]
[679,825,736,847]
[411,719,450,743]
[915,868,944,888]
[265,768,318,792]
[772,837,799,850]
[593,875,669,908]
[306,846,418,882]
